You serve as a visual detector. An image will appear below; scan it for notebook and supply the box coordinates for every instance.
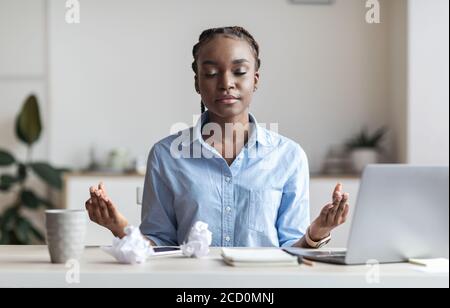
[221,248,299,267]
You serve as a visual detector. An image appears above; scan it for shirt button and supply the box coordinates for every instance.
[225,236,231,242]
[226,206,231,212]
[225,177,232,183]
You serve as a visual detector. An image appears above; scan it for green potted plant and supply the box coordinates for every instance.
[0,94,67,244]
[346,127,387,173]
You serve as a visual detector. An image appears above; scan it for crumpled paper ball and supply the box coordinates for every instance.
[181,221,212,258]
[102,226,154,264]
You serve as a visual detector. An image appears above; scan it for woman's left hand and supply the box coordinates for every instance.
[309,183,350,241]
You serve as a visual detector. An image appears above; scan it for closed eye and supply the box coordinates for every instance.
[203,71,247,78]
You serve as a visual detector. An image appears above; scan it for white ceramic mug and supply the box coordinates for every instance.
[45,209,87,264]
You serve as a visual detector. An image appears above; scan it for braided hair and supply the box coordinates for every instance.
[192,26,261,114]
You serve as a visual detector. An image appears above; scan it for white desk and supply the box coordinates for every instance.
[0,246,447,288]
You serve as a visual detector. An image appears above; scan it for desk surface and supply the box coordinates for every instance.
[0,246,447,288]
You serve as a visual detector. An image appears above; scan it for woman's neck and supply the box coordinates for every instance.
[203,110,250,165]
[207,110,250,137]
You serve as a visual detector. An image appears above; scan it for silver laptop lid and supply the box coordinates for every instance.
[346,165,449,265]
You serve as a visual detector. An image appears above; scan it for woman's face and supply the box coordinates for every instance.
[195,35,259,119]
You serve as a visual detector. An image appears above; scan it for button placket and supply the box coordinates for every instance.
[223,172,234,246]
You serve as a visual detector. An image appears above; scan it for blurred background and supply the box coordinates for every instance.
[0,0,448,246]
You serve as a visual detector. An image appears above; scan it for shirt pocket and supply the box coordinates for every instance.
[248,189,283,233]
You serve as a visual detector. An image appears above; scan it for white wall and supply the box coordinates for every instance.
[48,0,394,173]
[0,0,48,160]
[0,0,49,219]
[388,0,408,164]
[5,1,448,176]
[408,0,449,165]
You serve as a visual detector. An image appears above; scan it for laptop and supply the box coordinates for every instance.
[284,165,449,265]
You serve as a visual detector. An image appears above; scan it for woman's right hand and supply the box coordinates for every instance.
[85,182,129,238]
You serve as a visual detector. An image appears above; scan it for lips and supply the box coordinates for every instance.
[216,95,239,104]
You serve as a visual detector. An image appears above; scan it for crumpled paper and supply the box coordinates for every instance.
[102,226,154,264]
[181,221,212,258]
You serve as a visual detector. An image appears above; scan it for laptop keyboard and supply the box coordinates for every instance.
[283,248,347,258]
[314,254,346,259]
[309,251,347,257]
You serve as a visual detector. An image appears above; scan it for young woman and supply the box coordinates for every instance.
[85,26,349,248]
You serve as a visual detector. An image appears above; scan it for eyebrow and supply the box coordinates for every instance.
[201,59,250,66]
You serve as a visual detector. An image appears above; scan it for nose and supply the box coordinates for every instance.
[218,72,235,91]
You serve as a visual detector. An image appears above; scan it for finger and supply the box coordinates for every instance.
[334,199,347,225]
[99,182,107,194]
[101,190,112,219]
[333,193,343,207]
[90,186,98,201]
[332,183,343,199]
[339,192,349,208]
[91,190,103,222]
[97,184,110,215]
[100,190,118,217]
[105,198,119,220]
[85,201,96,222]
[332,185,343,206]
[98,193,110,220]
[341,203,350,222]
[320,203,334,225]
[93,188,102,200]
[327,211,336,226]
[88,190,104,223]
[327,203,340,225]
[89,186,96,197]
[85,198,92,210]
[321,203,334,216]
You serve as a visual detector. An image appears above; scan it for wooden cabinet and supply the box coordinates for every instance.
[64,173,145,246]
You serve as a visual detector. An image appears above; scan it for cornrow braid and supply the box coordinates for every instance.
[192,26,261,114]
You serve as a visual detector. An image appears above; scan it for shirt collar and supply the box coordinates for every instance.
[183,111,272,147]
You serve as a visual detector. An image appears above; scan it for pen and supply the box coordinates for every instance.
[297,256,314,267]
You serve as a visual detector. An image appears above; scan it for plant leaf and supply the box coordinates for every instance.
[15,116,28,145]
[15,94,42,145]
[37,197,54,209]
[346,127,387,149]
[0,206,18,232]
[29,224,45,242]
[20,190,40,209]
[15,216,31,244]
[0,149,15,166]
[17,163,27,182]
[20,189,53,209]
[0,230,10,245]
[370,127,387,147]
[0,174,17,191]
[57,167,71,173]
[29,162,63,189]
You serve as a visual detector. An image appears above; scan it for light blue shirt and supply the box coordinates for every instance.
[140,112,310,247]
